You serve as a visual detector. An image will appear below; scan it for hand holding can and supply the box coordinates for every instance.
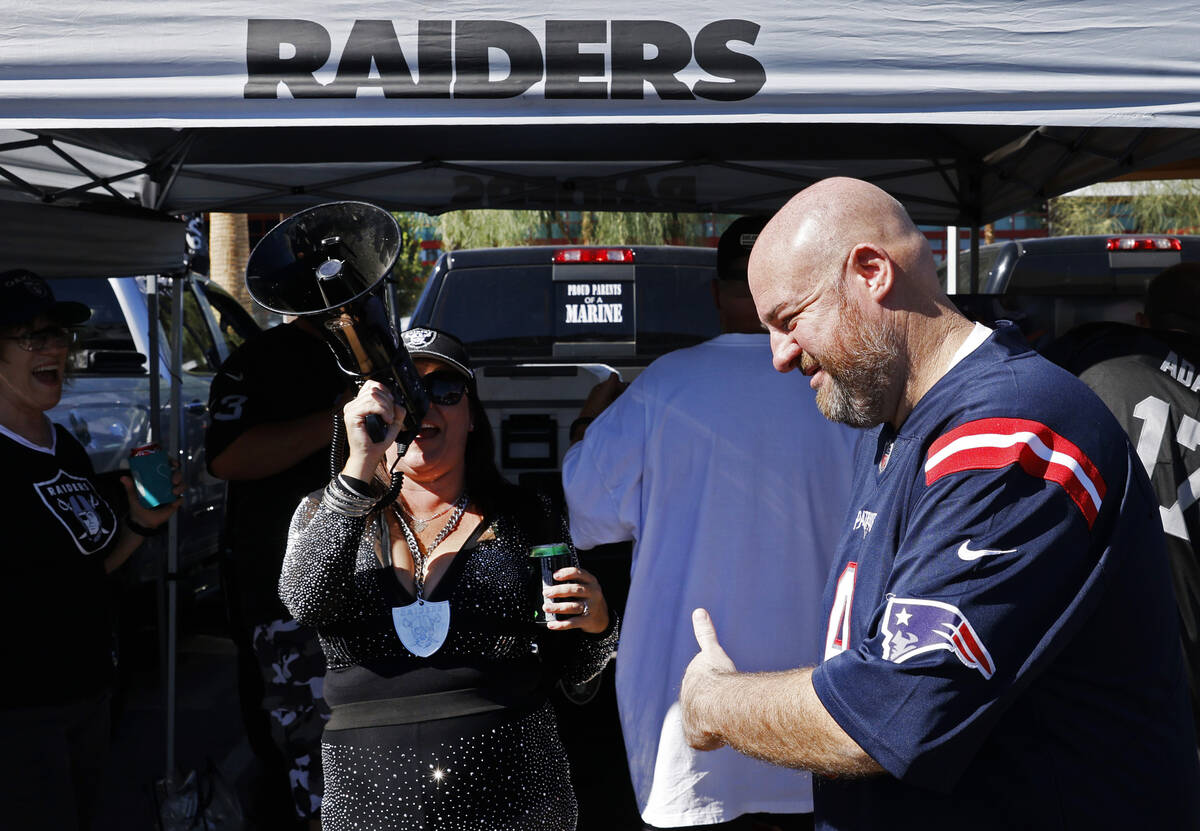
[530,543,579,622]
[128,443,178,509]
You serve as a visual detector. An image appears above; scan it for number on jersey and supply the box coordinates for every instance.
[1131,394,1200,541]
[824,562,858,660]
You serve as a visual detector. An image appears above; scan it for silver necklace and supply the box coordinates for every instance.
[394,491,469,595]
[397,497,461,533]
[389,492,469,658]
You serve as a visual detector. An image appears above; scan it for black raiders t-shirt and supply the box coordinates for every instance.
[0,423,118,706]
[1047,321,1200,744]
[207,321,350,625]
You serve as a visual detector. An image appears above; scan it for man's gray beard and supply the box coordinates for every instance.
[816,300,902,428]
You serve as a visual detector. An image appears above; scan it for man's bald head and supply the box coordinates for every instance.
[749,177,936,303]
[747,178,970,430]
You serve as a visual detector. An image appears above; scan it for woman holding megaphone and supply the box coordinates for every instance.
[280,327,616,831]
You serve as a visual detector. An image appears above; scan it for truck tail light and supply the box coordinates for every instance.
[1106,237,1182,251]
[552,248,636,264]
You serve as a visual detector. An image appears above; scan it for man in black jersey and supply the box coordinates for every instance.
[1047,262,1200,748]
[207,316,352,830]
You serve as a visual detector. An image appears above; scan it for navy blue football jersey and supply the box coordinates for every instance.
[810,323,1200,829]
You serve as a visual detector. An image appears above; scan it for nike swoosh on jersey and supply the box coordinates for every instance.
[957,540,1017,561]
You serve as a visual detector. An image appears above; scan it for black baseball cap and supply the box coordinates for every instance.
[716,216,769,281]
[0,269,91,327]
[400,327,475,379]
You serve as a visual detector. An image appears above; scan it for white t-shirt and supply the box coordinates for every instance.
[563,333,858,827]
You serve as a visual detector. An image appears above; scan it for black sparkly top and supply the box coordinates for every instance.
[279,489,617,701]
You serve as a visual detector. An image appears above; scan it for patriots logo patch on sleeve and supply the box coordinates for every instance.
[924,417,1106,528]
[880,596,995,679]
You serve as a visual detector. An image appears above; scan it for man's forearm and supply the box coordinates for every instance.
[209,409,335,480]
[687,666,884,779]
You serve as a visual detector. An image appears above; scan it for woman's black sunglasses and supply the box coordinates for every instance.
[421,372,468,406]
[0,326,76,352]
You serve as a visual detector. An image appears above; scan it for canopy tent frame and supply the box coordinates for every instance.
[4,123,1195,229]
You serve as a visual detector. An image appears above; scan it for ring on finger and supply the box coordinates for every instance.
[582,601,589,616]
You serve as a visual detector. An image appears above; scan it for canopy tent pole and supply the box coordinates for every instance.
[147,272,183,784]
[962,164,983,294]
[969,228,980,293]
[946,226,958,294]
[165,275,183,781]
[145,277,170,768]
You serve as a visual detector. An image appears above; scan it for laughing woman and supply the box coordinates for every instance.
[280,328,617,831]
[0,270,181,830]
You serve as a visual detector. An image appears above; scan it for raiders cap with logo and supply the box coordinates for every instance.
[0,269,91,327]
[400,327,475,379]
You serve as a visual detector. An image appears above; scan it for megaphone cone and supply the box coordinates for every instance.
[246,201,401,315]
[242,201,430,446]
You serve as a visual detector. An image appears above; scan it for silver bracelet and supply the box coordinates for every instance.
[322,475,378,517]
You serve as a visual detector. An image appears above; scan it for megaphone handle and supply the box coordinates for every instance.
[365,412,419,445]
[365,413,388,443]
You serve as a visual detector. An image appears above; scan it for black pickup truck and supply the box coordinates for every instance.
[941,233,1200,347]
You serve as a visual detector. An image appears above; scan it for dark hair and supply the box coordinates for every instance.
[464,386,559,541]
[1145,262,1200,334]
[461,379,516,518]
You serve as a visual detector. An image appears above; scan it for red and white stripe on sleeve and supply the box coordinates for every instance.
[924,418,1107,528]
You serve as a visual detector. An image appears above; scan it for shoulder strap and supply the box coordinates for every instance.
[461,512,494,552]
[381,511,496,605]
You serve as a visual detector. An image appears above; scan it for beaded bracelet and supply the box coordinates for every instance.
[323,475,380,517]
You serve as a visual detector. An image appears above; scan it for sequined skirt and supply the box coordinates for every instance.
[320,699,577,830]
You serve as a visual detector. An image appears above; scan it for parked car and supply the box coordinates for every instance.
[941,234,1200,348]
[47,272,262,589]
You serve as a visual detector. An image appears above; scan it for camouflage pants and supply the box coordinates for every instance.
[252,618,330,820]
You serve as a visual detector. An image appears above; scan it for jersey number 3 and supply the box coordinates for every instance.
[212,394,248,422]
[824,562,857,660]
[1131,395,1200,541]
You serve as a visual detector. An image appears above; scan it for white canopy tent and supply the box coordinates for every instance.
[2,0,1199,802]
[0,1,1198,227]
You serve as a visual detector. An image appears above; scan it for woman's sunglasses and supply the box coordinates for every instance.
[421,372,468,406]
[0,326,76,352]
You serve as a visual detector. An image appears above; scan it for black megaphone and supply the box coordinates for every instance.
[244,201,429,443]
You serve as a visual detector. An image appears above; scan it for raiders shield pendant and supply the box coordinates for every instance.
[392,599,450,657]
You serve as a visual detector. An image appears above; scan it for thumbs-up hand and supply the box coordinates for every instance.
[680,608,738,751]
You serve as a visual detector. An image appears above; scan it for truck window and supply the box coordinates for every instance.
[635,264,718,349]
[156,279,221,374]
[48,277,142,374]
[199,281,261,352]
[427,263,717,359]
[427,267,558,358]
[48,278,135,351]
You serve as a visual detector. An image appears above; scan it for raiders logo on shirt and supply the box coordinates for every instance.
[34,470,118,555]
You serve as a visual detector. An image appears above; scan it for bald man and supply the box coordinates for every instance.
[679,178,1200,829]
